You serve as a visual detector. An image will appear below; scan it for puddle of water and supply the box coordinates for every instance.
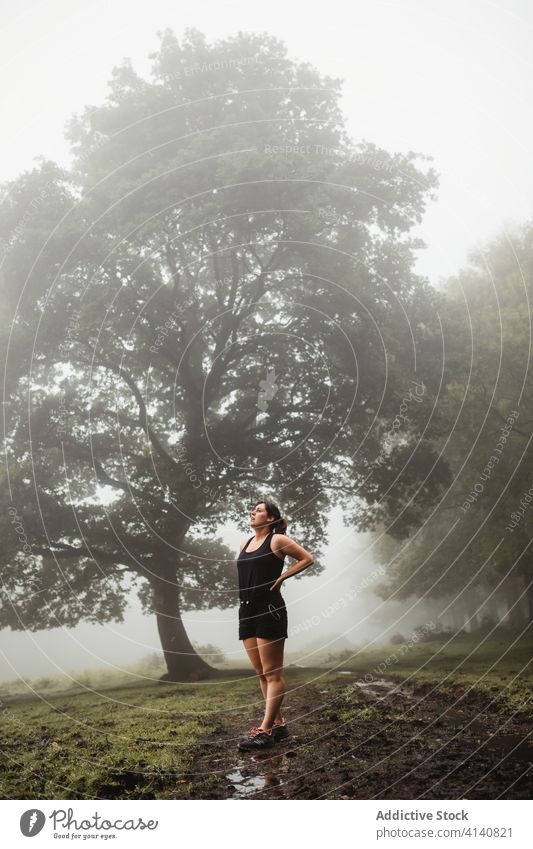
[226,768,267,796]
[348,678,396,699]
[226,753,292,797]
[335,673,394,688]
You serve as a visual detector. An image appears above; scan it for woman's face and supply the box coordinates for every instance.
[249,502,274,530]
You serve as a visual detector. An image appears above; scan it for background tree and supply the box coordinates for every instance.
[0,28,448,680]
[374,222,533,628]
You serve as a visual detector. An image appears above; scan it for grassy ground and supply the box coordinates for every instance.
[0,669,290,799]
[308,629,532,707]
[0,632,530,800]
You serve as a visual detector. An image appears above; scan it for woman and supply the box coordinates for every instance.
[236,499,314,751]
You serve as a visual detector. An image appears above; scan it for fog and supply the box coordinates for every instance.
[0,509,406,680]
[1,0,532,685]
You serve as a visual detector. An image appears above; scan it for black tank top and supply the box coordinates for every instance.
[237,530,285,602]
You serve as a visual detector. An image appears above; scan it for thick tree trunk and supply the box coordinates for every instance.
[149,570,214,682]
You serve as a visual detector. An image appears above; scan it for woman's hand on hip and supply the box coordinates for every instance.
[269,577,284,592]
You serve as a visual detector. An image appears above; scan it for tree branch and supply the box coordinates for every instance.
[79,341,183,473]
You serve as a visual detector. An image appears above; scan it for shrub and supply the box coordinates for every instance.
[192,642,227,665]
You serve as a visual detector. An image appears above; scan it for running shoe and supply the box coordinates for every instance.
[237,725,275,750]
[270,718,290,742]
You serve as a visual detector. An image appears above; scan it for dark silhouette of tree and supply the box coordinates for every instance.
[374,222,533,628]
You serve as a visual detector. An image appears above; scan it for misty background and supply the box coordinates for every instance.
[1,0,532,683]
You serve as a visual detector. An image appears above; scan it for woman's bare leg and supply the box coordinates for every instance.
[256,637,286,730]
[243,637,268,703]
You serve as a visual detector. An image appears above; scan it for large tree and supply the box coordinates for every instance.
[0,29,447,680]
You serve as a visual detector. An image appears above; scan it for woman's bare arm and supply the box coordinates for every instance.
[270,534,314,581]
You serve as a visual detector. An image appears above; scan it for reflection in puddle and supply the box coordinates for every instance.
[336,672,395,690]
[226,752,293,797]
[226,768,267,796]
[347,677,396,699]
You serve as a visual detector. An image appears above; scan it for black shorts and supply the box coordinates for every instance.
[238,594,288,641]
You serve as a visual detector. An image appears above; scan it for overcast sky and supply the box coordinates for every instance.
[1,0,532,681]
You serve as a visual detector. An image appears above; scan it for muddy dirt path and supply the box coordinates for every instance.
[183,673,532,800]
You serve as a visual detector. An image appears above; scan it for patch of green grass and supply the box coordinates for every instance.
[320,632,530,679]
[0,669,314,799]
[338,701,379,723]
[0,680,217,798]
[317,632,532,713]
